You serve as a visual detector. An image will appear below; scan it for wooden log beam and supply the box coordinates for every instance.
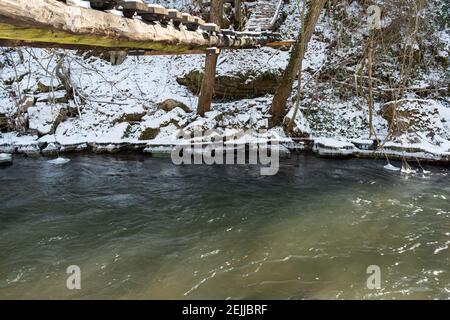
[0,39,294,54]
[128,49,207,56]
[0,0,272,53]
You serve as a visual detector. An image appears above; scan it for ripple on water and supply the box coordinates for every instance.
[0,155,449,299]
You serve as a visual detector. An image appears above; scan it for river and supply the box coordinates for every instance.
[0,154,449,299]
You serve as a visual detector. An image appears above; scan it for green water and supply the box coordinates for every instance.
[0,154,449,299]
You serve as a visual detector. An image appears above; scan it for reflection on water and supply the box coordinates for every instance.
[0,154,449,299]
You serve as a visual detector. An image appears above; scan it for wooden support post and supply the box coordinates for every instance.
[234,0,242,30]
[197,47,220,117]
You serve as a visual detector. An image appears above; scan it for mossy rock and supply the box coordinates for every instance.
[177,69,282,101]
[36,81,63,93]
[157,99,190,113]
[382,100,442,135]
[0,114,8,132]
[139,127,160,140]
[121,112,146,122]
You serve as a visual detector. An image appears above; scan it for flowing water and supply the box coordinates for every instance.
[0,154,449,299]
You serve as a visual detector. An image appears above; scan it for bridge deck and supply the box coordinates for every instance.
[244,0,284,32]
[0,0,291,54]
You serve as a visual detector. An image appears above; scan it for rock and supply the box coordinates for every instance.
[91,143,145,153]
[47,157,70,165]
[18,95,35,113]
[350,138,377,151]
[283,108,311,138]
[157,99,191,113]
[0,113,8,132]
[27,104,68,136]
[36,80,62,93]
[139,127,160,140]
[112,106,147,124]
[17,144,41,156]
[143,145,173,157]
[0,153,12,166]
[382,99,443,136]
[35,91,69,104]
[313,137,355,157]
[177,69,282,101]
[60,143,88,152]
[0,143,15,153]
[138,108,186,141]
[120,112,146,122]
[42,142,61,156]
[92,143,121,153]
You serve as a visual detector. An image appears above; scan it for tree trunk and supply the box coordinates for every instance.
[197,47,220,116]
[367,36,375,138]
[210,0,223,27]
[234,0,242,30]
[269,0,326,127]
[286,2,307,133]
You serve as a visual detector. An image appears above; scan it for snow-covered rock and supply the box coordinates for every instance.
[0,153,12,166]
[48,157,71,165]
[313,137,355,157]
[28,104,67,136]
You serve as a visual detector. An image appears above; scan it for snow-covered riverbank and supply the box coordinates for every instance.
[0,1,448,163]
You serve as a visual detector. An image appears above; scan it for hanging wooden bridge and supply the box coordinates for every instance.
[0,0,292,54]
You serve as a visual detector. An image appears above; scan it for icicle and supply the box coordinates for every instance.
[401,159,417,174]
[384,157,400,171]
[384,162,400,171]
[416,158,431,174]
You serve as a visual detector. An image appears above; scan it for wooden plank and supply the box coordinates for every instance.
[192,16,205,26]
[181,13,195,24]
[200,23,220,33]
[118,0,146,18]
[167,9,182,27]
[90,0,117,10]
[129,49,207,56]
[140,10,170,24]
[140,13,169,23]
[182,13,198,31]
[118,1,148,13]
[147,4,168,16]
[167,9,182,20]
[220,29,236,36]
